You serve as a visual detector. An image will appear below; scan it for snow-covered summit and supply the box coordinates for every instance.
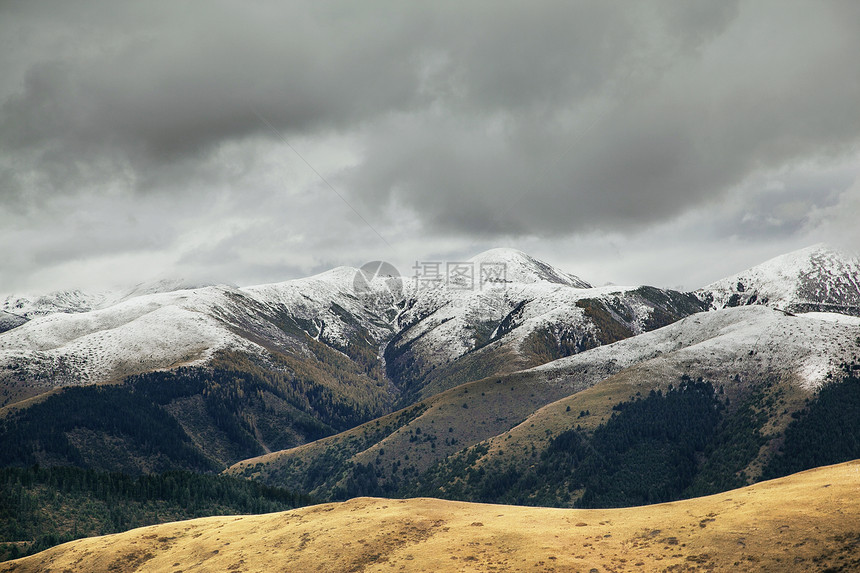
[118,278,213,300]
[389,250,595,366]
[1,289,118,319]
[699,244,860,316]
[1,278,211,320]
[242,265,402,347]
[467,248,591,288]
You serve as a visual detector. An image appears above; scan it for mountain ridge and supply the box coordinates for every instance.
[229,305,860,501]
[0,247,696,410]
[3,244,859,481]
[698,243,860,315]
[4,243,860,564]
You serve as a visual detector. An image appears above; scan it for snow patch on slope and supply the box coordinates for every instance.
[0,287,258,388]
[531,306,860,392]
[799,312,860,326]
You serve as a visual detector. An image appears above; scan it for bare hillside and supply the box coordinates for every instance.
[5,460,859,572]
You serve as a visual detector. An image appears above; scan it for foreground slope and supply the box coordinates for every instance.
[5,460,859,572]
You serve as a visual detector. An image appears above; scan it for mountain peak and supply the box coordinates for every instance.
[700,243,860,315]
[750,242,853,269]
[467,248,592,287]
[120,277,213,299]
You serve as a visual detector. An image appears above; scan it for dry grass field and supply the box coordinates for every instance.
[3,460,859,572]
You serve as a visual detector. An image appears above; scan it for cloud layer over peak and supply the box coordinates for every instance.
[1,1,858,294]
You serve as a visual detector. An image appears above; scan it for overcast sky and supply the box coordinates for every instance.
[2,1,859,296]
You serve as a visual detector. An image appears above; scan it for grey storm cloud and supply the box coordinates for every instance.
[343,1,860,236]
[1,0,859,293]
[1,3,744,198]
[1,2,428,197]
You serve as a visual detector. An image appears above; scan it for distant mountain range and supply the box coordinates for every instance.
[1,244,860,498]
[0,247,705,410]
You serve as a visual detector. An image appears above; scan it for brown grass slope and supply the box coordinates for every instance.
[4,460,860,573]
[229,307,860,500]
[433,307,860,493]
[225,364,584,495]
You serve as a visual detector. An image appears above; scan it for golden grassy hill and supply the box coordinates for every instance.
[4,460,860,572]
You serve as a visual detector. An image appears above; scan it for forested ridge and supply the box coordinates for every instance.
[0,362,387,474]
[269,368,860,511]
[0,465,312,562]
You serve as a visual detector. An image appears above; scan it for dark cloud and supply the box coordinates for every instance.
[345,1,860,237]
[1,0,858,294]
[0,2,745,199]
[1,2,431,203]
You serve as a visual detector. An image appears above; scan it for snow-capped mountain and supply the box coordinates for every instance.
[1,289,118,320]
[6,244,860,489]
[698,244,860,315]
[243,265,402,348]
[465,248,592,287]
[1,286,266,404]
[0,267,403,408]
[0,248,614,409]
[4,243,859,414]
[0,279,210,320]
[385,279,706,402]
[529,305,860,392]
[375,247,706,401]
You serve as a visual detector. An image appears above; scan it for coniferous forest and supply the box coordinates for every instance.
[361,371,860,509]
[2,359,860,562]
[0,465,312,561]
